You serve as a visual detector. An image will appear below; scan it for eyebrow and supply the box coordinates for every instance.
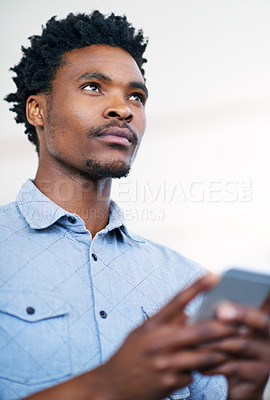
[129,81,148,98]
[77,72,148,98]
[77,72,112,82]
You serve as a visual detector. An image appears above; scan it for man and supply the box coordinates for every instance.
[1,11,269,400]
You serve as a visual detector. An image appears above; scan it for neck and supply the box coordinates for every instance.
[34,164,112,237]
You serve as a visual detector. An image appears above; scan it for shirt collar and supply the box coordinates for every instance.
[16,179,69,230]
[16,179,145,243]
[102,200,145,243]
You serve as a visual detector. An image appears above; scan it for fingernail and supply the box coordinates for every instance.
[238,325,248,335]
[203,273,219,285]
[217,303,238,319]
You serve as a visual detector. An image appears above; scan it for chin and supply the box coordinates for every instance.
[84,159,131,179]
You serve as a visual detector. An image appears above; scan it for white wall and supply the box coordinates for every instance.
[1,0,270,275]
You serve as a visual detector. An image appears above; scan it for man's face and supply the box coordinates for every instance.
[39,45,147,179]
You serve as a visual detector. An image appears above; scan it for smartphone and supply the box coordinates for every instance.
[191,268,270,322]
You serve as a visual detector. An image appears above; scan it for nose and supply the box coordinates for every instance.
[103,97,133,123]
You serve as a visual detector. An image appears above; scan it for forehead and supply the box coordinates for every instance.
[55,44,144,83]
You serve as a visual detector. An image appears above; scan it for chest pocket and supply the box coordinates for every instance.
[0,290,71,386]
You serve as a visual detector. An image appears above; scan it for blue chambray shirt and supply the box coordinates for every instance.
[0,180,227,400]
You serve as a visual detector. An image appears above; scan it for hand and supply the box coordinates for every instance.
[93,275,241,400]
[198,300,270,400]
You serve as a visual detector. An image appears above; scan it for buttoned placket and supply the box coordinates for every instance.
[89,235,115,362]
[64,216,106,362]
[65,214,130,363]
[89,238,110,321]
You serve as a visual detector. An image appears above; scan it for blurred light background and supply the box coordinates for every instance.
[1,0,270,275]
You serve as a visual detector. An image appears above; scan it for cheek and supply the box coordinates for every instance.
[51,93,100,128]
[132,104,146,130]
[46,103,98,145]
[44,117,86,158]
[137,111,146,138]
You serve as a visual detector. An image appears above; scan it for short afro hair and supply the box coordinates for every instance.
[5,11,148,152]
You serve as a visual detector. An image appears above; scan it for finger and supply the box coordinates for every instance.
[216,302,270,336]
[154,350,229,372]
[199,337,270,362]
[154,273,219,324]
[158,372,192,396]
[146,320,240,354]
[201,360,270,381]
[261,291,270,315]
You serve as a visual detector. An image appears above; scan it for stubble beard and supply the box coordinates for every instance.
[84,158,131,179]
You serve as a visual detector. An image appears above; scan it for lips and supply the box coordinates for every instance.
[96,127,134,146]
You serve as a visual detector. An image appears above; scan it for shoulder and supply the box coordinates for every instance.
[0,201,21,217]
[0,201,28,241]
[0,200,24,224]
[128,229,205,281]
[126,229,206,314]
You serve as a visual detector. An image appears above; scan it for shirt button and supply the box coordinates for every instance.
[99,310,107,319]
[92,253,98,261]
[67,216,76,224]
[26,307,35,315]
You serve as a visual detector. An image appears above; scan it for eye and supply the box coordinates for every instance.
[129,93,145,104]
[82,83,101,92]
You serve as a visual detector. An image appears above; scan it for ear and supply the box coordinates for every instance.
[26,94,46,128]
